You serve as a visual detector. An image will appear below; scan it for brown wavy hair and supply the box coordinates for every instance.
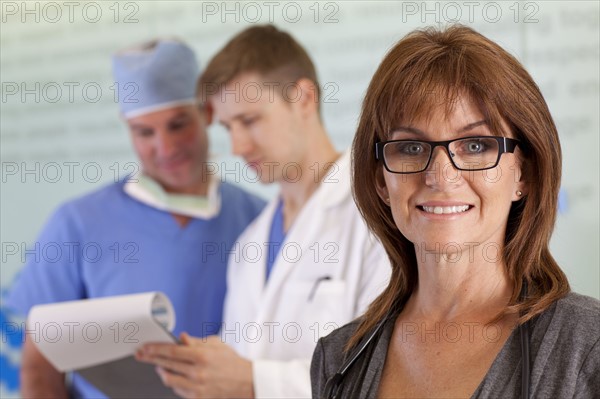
[348,25,569,349]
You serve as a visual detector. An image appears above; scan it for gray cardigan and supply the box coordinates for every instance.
[311,293,600,398]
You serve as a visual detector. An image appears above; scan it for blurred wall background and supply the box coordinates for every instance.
[1,1,598,396]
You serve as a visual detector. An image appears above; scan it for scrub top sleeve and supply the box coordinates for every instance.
[5,204,86,316]
[252,358,312,399]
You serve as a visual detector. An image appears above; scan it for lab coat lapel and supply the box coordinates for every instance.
[256,193,321,313]
[237,199,279,313]
[253,152,351,332]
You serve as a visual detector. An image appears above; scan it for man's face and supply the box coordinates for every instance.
[126,104,210,194]
[210,72,308,184]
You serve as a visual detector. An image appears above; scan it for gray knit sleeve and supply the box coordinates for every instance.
[310,338,329,399]
[573,335,600,398]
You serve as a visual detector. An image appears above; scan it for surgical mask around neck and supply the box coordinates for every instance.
[124,174,221,219]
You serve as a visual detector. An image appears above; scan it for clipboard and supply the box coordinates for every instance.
[28,292,181,397]
[77,355,179,398]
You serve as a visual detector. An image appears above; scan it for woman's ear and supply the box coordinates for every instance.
[512,180,529,201]
[375,167,390,206]
[511,151,529,201]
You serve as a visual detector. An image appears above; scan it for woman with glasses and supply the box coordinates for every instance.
[311,25,599,398]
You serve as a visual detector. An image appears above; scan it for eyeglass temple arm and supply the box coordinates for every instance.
[375,142,382,160]
[503,137,519,153]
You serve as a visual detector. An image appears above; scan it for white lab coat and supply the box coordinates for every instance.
[223,151,391,398]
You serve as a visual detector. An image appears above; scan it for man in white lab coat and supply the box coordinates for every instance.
[136,25,391,398]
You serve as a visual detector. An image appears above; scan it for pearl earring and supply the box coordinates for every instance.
[517,190,523,196]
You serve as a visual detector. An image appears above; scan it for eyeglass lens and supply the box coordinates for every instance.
[383,137,501,173]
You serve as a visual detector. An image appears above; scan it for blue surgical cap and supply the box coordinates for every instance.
[112,39,199,118]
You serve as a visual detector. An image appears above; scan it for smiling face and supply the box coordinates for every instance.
[209,72,308,184]
[376,95,528,255]
[126,104,210,194]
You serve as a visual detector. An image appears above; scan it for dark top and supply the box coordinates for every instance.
[311,293,600,398]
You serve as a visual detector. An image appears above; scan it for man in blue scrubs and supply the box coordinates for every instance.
[6,39,265,398]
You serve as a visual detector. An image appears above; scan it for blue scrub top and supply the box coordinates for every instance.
[266,199,286,281]
[6,180,265,398]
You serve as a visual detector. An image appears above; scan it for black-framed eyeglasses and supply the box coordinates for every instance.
[375,136,520,174]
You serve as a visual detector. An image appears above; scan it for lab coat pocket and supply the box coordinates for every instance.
[290,279,348,329]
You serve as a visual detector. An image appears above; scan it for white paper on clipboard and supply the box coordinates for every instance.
[27,292,177,372]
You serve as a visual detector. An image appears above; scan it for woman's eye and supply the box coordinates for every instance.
[468,142,481,152]
[400,142,424,154]
[464,140,486,153]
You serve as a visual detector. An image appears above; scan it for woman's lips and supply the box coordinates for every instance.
[416,202,474,217]
[420,205,471,214]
